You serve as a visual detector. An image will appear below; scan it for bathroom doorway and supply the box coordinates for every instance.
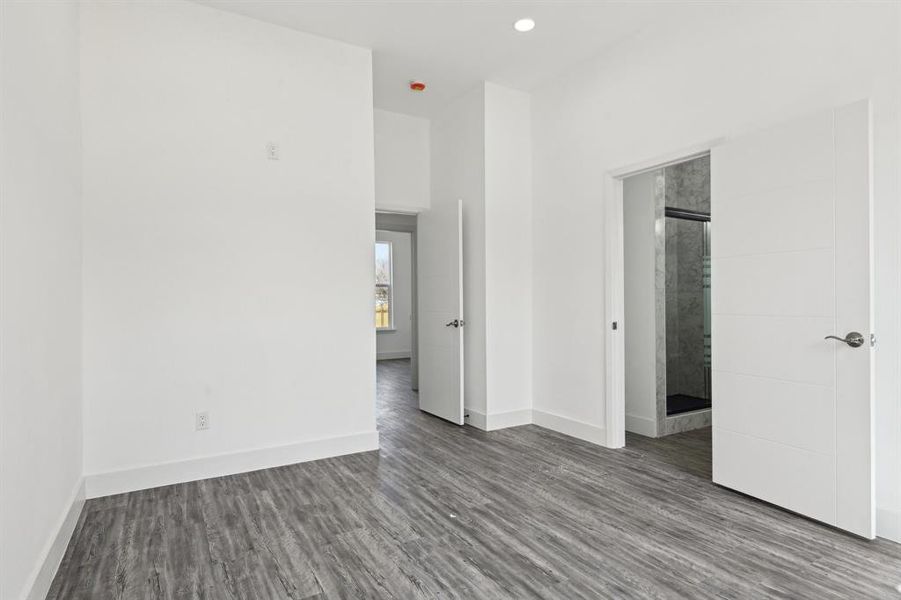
[610,103,874,534]
[622,154,712,442]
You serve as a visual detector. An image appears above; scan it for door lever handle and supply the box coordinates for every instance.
[824,331,865,348]
[445,319,459,328]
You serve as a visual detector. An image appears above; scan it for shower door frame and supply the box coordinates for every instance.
[662,205,712,416]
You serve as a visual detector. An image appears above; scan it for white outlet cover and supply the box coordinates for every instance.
[266,142,280,160]
[195,411,210,431]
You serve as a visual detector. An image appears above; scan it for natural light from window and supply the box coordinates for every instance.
[375,241,393,329]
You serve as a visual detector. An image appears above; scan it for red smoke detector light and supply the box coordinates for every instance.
[409,81,426,92]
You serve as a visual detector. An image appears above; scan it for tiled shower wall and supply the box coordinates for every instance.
[649,155,711,436]
[664,156,710,401]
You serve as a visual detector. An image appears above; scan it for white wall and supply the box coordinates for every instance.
[484,83,533,424]
[430,86,488,417]
[0,2,84,598]
[374,109,430,213]
[429,83,533,429]
[80,0,378,496]
[623,171,658,437]
[530,2,901,540]
[376,230,413,360]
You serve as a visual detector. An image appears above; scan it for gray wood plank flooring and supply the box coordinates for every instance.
[48,359,901,599]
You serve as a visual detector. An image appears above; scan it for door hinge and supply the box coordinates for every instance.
[612,321,618,331]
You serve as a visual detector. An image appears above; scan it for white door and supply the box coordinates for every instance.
[417,199,464,424]
[711,101,874,538]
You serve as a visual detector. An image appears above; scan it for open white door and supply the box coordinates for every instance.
[711,101,874,538]
[417,199,464,424]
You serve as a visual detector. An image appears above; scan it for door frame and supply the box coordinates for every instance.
[375,211,420,390]
[603,139,724,449]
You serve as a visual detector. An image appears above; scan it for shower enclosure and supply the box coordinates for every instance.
[664,208,711,416]
[623,154,712,438]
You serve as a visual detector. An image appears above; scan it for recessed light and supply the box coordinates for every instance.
[513,18,535,33]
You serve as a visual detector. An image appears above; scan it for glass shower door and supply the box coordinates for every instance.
[664,210,711,415]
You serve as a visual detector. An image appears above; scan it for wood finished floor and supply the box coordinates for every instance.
[49,359,901,599]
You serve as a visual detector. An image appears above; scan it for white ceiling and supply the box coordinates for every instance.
[194,1,695,119]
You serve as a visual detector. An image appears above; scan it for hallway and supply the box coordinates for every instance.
[48,359,901,599]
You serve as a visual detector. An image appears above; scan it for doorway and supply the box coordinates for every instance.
[375,211,418,395]
[607,101,875,538]
[622,155,712,442]
[376,202,465,426]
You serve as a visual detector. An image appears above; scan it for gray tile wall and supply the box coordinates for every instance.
[663,156,710,405]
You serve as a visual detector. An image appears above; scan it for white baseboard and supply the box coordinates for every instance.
[532,409,607,446]
[464,408,488,430]
[486,409,532,430]
[625,413,657,438]
[25,478,85,600]
[85,430,379,499]
[464,408,531,431]
[377,350,411,360]
[877,506,901,543]
[467,408,608,446]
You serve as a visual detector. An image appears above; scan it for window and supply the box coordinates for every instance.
[375,241,393,329]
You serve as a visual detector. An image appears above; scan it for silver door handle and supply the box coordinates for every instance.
[824,331,865,348]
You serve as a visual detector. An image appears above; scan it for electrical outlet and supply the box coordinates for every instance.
[266,141,280,160]
[195,411,210,431]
